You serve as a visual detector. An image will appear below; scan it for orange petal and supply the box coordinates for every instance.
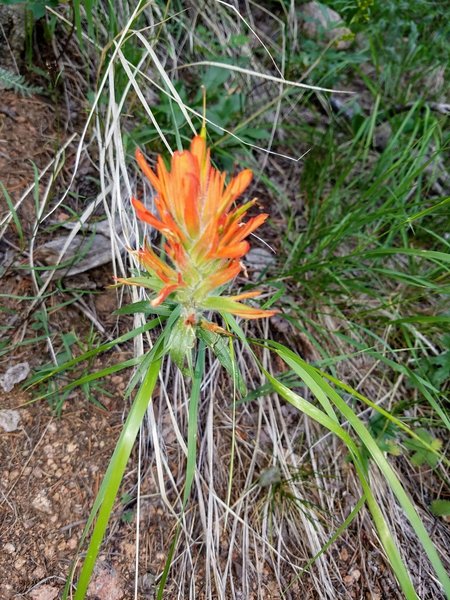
[171,150,198,224]
[228,290,262,301]
[218,213,268,251]
[131,197,167,232]
[233,213,268,243]
[228,169,253,199]
[150,282,180,306]
[215,241,250,259]
[203,169,225,220]
[205,260,241,289]
[135,149,161,193]
[183,172,199,236]
[199,320,233,337]
[190,136,209,175]
[136,246,176,281]
[219,169,253,212]
[230,307,278,319]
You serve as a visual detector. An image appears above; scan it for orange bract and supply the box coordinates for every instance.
[128,135,276,320]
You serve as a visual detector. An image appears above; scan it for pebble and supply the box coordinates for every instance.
[32,565,46,579]
[32,492,53,515]
[0,409,21,432]
[67,537,78,550]
[4,543,15,554]
[14,556,26,569]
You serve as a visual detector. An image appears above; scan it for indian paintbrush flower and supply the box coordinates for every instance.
[119,133,276,332]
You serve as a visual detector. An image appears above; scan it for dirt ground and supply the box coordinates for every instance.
[0,89,147,599]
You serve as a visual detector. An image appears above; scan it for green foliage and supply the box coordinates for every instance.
[125,63,265,169]
[421,334,450,389]
[165,317,196,374]
[277,2,450,437]
[197,327,247,396]
[0,0,59,20]
[430,500,450,518]
[27,325,110,414]
[10,2,449,598]
[367,412,402,457]
[0,66,43,96]
[403,429,443,469]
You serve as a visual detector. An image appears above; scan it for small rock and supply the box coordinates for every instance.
[87,563,124,600]
[32,492,53,515]
[373,122,392,151]
[32,565,46,579]
[344,569,361,585]
[139,572,156,593]
[424,66,446,96]
[14,556,26,569]
[47,422,57,434]
[28,584,59,600]
[0,362,30,392]
[339,547,349,561]
[301,1,353,50]
[4,543,15,554]
[0,409,21,432]
[67,536,78,550]
[245,247,276,276]
[258,466,282,487]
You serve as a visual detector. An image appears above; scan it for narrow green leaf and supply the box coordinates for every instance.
[67,348,162,600]
[156,342,206,599]
[27,318,163,389]
[261,368,419,599]
[271,345,450,597]
[197,328,247,396]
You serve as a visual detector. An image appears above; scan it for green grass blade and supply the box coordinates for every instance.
[27,318,163,389]
[1,182,24,248]
[156,341,206,599]
[262,367,419,599]
[271,342,450,598]
[68,351,162,600]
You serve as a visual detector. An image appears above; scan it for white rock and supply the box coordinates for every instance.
[245,247,276,275]
[0,362,30,392]
[301,1,353,50]
[31,492,53,515]
[0,409,21,432]
[29,584,59,600]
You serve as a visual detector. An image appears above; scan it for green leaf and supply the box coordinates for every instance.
[404,428,442,468]
[430,500,450,518]
[197,328,247,396]
[64,341,163,600]
[166,317,196,373]
[115,275,162,291]
[114,300,172,317]
[261,339,450,598]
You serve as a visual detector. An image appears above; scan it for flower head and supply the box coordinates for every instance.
[120,134,276,323]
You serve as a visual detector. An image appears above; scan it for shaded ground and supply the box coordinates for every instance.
[0,90,62,225]
[0,386,124,599]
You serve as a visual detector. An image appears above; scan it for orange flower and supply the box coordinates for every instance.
[123,134,276,322]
